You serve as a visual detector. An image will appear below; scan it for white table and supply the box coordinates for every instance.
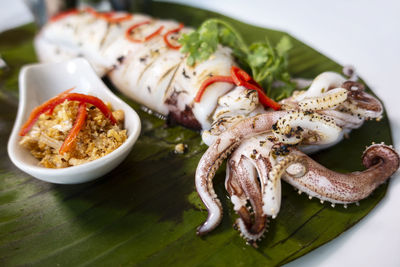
[1,0,399,266]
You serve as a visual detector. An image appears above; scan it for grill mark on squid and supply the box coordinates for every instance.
[157,63,180,87]
[163,59,185,102]
[98,23,111,50]
[137,57,157,84]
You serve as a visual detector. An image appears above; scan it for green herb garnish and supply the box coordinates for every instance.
[178,19,295,100]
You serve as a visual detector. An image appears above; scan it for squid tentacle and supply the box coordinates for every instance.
[272,111,343,145]
[295,72,346,101]
[298,88,348,111]
[195,111,286,235]
[340,98,383,121]
[263,154,301,218]
[282,144,399,204]
[226,136,274,243]
[319,109,364,129]
[340,81,383,120]
[231,156,267,243]
[342,65,358,82]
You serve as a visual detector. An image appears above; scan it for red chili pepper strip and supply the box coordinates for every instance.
[19,92,117,136]
[194,76,234,102]
[125,21,164,43]
[84,7,114,19]
[106,13,132,23]
[231,66,252,86]
[64,94,117,125]
[144,25,164,41]
[238,69,251,82]
[19,88,75,136]
[84,7,132,23]
[84,7,99,17]
[59,102,87,154]
[46,88,75,115]
[163,23,184,49]
[242,81,281,110]
[231,66,244,86]
[98,11,133,23]
[50,9,79,22]
[231,66,280,110]
[195,66,281,110]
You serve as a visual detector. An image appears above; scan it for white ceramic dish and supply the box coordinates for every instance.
[7,58,141,184]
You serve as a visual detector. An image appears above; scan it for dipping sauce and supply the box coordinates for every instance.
[19,91,126,168]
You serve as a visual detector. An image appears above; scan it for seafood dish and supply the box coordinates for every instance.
[34,8,399,245]
[19,89,126,168]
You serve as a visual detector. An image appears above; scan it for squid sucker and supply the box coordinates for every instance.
[35,9,400,245]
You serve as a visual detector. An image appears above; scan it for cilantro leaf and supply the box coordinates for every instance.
[178,19,296,100]
[179,20,219,67]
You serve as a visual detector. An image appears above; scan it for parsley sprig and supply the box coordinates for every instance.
[178,19,295,100]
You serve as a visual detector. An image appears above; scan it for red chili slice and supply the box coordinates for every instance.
[84,7,99,16]
[84,7,132,23]
[63,93,117,124]
[231,66,244,86]
[231,66,252,86]
[231,66,280,110]
[195,66,281,110]
[59,102,87,154]
[19,88,74,136]
[106,13,132,23]
[46,88,75,115]
[163,23,184,49]
[19,92,117,136]
[84,7,100,17]
[50,9,79,22]
[238,69,252,82]
[194,76,234,102]
[125,21,164,43]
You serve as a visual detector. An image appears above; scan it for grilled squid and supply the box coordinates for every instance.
[35,9,399,245]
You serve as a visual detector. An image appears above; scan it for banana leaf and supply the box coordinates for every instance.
[0,2,394,266]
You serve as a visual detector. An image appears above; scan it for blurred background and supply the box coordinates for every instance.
[0,0,399,266]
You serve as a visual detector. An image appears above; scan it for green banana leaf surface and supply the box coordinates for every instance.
[0,2,394,266]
